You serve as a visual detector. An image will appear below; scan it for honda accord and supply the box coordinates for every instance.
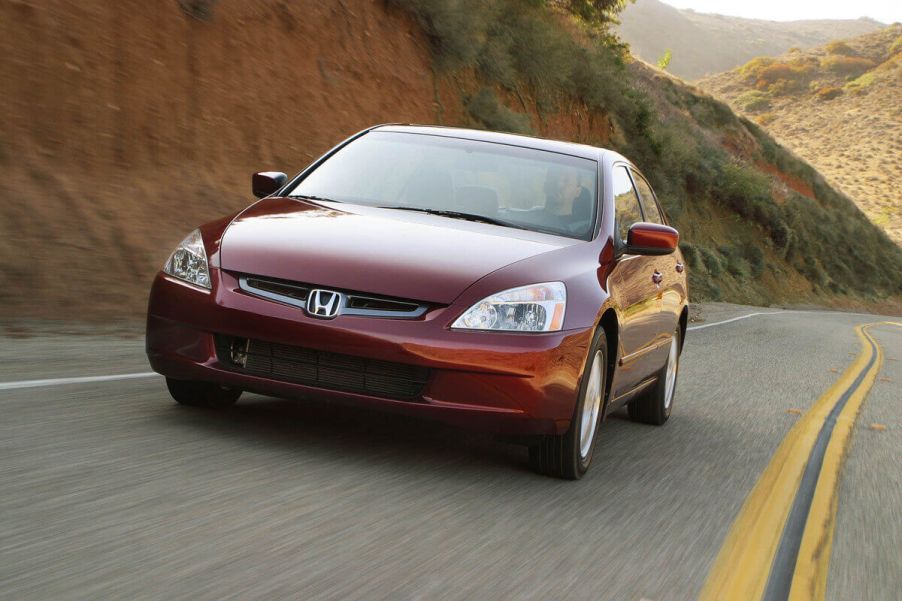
[146,124,688,479]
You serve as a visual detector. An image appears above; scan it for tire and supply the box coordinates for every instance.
[166,378,242,409]
[628,326,680,425]
[529,330,608,480]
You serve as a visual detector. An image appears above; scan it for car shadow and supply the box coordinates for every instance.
[148,390,735,483]
[153,392,533,474]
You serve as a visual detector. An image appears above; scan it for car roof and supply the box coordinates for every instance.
[372,124,612,162]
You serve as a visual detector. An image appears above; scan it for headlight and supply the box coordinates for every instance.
[163,229,211,289]
[452,282,566,332]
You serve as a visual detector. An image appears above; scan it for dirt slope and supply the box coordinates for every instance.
[0,0,461,318]
[701,25,902,246]
[617,0,885,81]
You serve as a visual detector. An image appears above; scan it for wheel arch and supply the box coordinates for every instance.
[598,308,619,404]
[679,304,689,352]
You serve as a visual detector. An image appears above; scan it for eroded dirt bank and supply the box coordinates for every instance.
[1,0,463,318]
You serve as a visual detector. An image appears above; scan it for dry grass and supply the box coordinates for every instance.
[702,24,902,246]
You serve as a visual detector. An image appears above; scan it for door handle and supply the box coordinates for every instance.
[675,262,685,273]
[652,271,663,285]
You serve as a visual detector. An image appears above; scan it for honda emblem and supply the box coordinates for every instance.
[307,289,342,319]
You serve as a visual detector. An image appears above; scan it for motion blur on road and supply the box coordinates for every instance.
[2,305,900,600]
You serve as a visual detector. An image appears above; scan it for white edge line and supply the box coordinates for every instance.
[0,309,889,390]
[0,313,774,391]
[687,311,786,331]
[0,372,158,391]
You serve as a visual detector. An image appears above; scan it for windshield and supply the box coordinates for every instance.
[288,131,598,240]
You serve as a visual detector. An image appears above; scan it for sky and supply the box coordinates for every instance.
[658,0,902,24]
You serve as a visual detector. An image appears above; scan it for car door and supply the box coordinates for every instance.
[609,165,661,398]
[630,169,682,342]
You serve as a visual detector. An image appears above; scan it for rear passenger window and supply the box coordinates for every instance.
[631,171,664,225]
[612,166,643,242]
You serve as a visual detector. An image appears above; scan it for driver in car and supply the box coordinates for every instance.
[543,166,589,231]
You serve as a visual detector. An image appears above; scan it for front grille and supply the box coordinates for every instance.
[214,335,429,401]
[344,295,422,314]
[245,277,308,303]
[237,274,429,319]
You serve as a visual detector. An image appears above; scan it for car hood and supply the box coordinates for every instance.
[219,198,577,304]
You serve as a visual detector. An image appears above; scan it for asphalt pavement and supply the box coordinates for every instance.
[1,304,899,601]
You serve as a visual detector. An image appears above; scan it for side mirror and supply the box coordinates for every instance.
[626,222,679,256]
[252,171,288,198]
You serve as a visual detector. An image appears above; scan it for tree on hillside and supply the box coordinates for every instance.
[657,49,673,70]
[553,0,635,27]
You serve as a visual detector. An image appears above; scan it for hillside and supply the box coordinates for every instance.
[701,25,902,246]
[617,0,885,80]
[2,0,901,321]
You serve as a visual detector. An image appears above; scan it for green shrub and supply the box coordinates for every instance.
[391,0,498,69]
[392,0,633,116]
[718,245,749,278]
[736,90,771,112]
[477,32,519,90]
[698,246,723,276]
[706,282,723,301]
[845,72,875,92]
[679,241,700,268]
[680,143,726,197]
[770,219,793,255]
[561,0,633,27]
[509,12,578,112]
[465,88,532,134]
[689,272,722,301]
[798,257,828,287]
[570,43,629,114]
[718,162,770,211]
[687,95,736,127]
[743,243,766,277]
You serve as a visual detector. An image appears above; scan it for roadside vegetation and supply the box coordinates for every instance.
[702,24,902,257]
[392,0,902,305]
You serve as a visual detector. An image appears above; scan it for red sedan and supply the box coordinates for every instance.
[146,125,688,479]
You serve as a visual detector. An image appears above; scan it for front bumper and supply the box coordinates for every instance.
[146,270,594,435]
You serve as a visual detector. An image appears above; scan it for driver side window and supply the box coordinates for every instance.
[612,166,643,243]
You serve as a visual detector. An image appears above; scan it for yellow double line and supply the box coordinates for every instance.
[699,322,900,601]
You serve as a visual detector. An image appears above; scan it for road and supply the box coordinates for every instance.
[1,304,900,601]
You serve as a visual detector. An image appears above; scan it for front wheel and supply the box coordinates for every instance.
[166,378,242,409]
[529,331,608,480]
[628,326,680,425]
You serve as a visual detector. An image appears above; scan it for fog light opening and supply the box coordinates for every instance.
[229,337,249,367]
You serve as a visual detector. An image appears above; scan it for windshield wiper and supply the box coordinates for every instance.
[378,206,516,228]
[290,194,341,203]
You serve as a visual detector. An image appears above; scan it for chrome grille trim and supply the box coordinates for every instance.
[238,275,429,319]
[241,277,309,309]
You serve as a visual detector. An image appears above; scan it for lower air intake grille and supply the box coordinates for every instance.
[214,335,429,401]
